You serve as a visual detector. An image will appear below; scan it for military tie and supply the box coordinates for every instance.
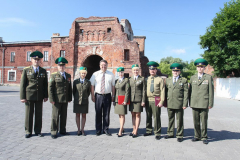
[173,77,176,85]
[62,73,65,79]
[198,76,201,81]
[101,73,105,94]
[35,68,38,76]
[150,77,154,93]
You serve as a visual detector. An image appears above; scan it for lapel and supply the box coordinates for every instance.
[82,79,87,86]
[198,73,205,85]
[57,71,64,82]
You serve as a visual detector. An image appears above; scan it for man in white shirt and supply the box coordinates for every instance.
[90,60,115,136]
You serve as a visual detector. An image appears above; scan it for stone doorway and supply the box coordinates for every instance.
[83,55,103,80]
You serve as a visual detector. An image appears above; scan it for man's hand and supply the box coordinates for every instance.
[183,107,187,110]
[122,102,126,105]
[113,102,116,106]
[51,102,55,105]
[92,96,95,103]
[21,99,27,103]
[141,102,145,107]
[157,103,163,108]
[208,106,212,109]
[68,101,71,103]
[111,97,115,102]
[44,98,48,102]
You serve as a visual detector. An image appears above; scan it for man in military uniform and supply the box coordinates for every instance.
[20,51,48,138]
[189,58,214,144]
[144,61,165,140]
[48,57,72,139]
[165,63,188,142]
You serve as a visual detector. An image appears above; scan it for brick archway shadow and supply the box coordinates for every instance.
[83,55,103,80]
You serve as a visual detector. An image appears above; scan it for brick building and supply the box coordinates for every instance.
[0,17,149,84]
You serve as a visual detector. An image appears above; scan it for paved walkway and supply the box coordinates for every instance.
[0,86,239,160]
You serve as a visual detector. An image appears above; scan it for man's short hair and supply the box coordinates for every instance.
[99,59,108,65]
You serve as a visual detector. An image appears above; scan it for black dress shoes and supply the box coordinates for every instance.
[177,138,183,142]
[77,131,82,136]
[117,134,123,137]
[35,133,43,137]
[82,132,86,136]
[60,132,69,135]
[51,135,57,139]
[25,134,32,138]
[192,138,200,142]
[96,131,101,136]
[203,140,209,144]
[155,136,161,140]
[104,130,112,136]
[129,133,133,136]
[143,133,152,136]
[164,135,174,139]
[132,134,138,138]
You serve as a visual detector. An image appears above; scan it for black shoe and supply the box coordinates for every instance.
[104,130,112,136]
[144,133,152,136]
[51,135,57,139]
[164,135,174,139]
[132,134,138,138]
[203,140,209,144]
[96,131,101,136]
[155,136,161,140]
[60,132,69,135]
[25,134,32,138]
[177,138,183,142]
[82,132,86,136]
[35,133,43,137]
[117,134,123,137]
[192,138,200,142]
[129,133,133,136]
[77,131,82,136]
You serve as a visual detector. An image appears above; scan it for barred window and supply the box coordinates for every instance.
[60,50,65,57]
[27,51,31,61]
[10,52,15,62]
[8,70,16,81]
[124,49,129,61]
[44,51,48,61]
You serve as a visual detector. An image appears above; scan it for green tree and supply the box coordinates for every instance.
[199,0,240,77]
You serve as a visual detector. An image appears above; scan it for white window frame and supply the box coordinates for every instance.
[10,52,15,62]
[27,51,31,61]
[60,50,65,57]
[47,71,50,81]
[8,69,16,81]
[44,51,48,61]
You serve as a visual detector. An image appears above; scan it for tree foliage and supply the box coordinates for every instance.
[199,0,240,77]
[158,56,197,80]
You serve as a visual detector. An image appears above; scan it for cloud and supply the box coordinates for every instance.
[171,48,186,55]
[0,18,35,27]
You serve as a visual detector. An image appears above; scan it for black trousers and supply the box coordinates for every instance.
[95,93,112,132]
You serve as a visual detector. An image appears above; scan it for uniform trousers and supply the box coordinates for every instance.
[145,101,161,136]
[95,93,111,132]
[192,108,209,140]
[51,103,68,135]
[25,100,43,134]
[167,108,184,138]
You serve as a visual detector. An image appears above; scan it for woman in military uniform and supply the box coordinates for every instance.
[129,64,146,138]
[114,67,130,137]
[73,67,91,136]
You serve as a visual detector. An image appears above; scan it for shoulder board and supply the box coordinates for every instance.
[52,72,58,74]
[24,66,31,69]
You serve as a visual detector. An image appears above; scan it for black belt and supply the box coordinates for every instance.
[96,93,111,96]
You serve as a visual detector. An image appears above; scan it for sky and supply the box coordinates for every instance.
[0,0,230,62]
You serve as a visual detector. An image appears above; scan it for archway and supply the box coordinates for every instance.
[83,55,103,80]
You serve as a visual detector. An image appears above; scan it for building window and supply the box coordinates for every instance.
[80,29,84,34]
[27,51,31,61]
[124,49,129,61]
[44,51,48,61]
[8,70,16,81]
[10,52,15,62]
[60,50,65,57]
[107,28,111,33]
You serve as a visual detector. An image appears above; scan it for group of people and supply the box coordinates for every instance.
[20,51,214,145]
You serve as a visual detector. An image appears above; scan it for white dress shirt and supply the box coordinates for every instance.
[60,72,66,79]
[198,73,203,79]
[134,75,139,80]
[80,78,85,83]
[32,66,39,73]
[90,70,115,94]
[173,76,179,83]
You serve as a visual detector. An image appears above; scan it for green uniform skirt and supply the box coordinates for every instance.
[114,103,127,115]
[129,102,143,112]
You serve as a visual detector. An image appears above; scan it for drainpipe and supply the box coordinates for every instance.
[1,43,4,85]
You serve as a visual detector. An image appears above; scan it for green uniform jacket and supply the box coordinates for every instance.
[129,76,146,103]
[48,71,72,103]
[146,75,165,105]
[165,76,188,109]
[114,78,130,103]
[20,66,48,101]
[189,73,214,109]
[72,79,91,105]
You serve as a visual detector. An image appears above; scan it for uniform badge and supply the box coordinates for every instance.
[202,80,208,84]
[68,78,71,83]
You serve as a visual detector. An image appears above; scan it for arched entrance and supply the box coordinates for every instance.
[83,55,103,80]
